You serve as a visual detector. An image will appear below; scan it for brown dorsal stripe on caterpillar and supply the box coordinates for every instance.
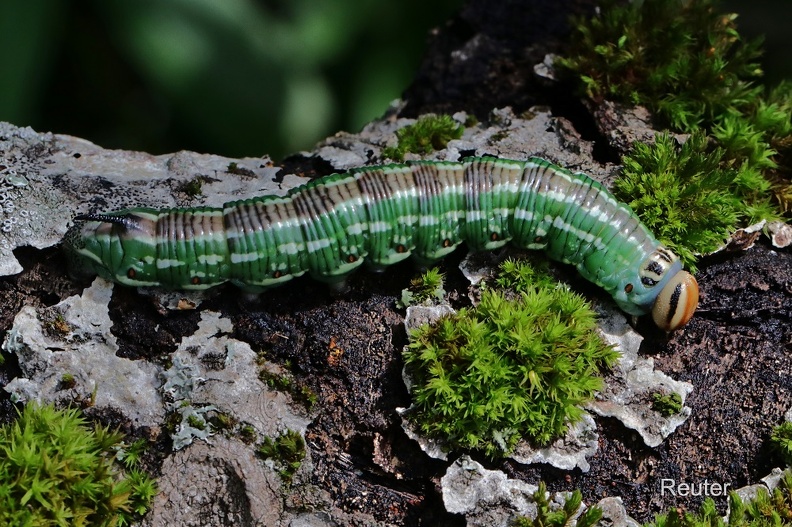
[63,157,699,331]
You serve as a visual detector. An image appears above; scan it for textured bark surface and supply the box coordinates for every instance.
[0,1,790,526]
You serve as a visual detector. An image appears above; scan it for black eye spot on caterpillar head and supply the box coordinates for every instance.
[655,248,674,263]
[640,249,677,288]
[641,276,658,287]
[648,261,663,275]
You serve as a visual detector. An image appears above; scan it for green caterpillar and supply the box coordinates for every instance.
[64,157,698,331]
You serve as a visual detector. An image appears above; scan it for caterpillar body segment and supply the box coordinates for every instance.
[64,157,699,330]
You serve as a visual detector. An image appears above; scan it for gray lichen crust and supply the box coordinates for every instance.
[3,278,165,426]
[0,120,303,278]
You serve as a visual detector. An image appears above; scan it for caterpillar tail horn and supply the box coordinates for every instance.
[74,213,141,231]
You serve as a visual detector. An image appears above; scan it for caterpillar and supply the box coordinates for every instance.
[63,157,698,331]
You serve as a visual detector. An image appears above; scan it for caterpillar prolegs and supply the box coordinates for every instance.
[63,157,699,331]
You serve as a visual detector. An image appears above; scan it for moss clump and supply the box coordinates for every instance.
[257,429,306,484]
[381,114,464,162]
[646,470,792,527]
[226,161,255,177]
[613,131,776,270]
[558,0,763,132]
[117,438,149,469]
[403,259,618,458]
[398,267,446,308]
[770,422,792,466]
[59,372,76,389]
[177,176,206,198]
[512,482,602,527]
[258,369,317,411]
[239,424,257,444]
[652,391,683,417]
[0,403,157,526]
[560,0,792,252]
[208,411,238,433]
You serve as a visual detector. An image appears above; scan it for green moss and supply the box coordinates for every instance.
[613,132,777,271]
[298,386,318,411]
[381,114,464,162]
[258,369,317,411]
[397,267,446,308]
[512,482,602,527]
[226,162,255,177]
[652,391,683,417]
[257,429,306,484]
[645,470,792,527]
[489,130,509,143]
[186,414,207,431]
[0,403,157,526]
[770,422,792,466]
[47,313,71,336]
[239,424,257,444]
[117,438,149,469]
[558,0,763,132]
[89,382,99,407]
[403,259,618,458]
[177,176,206,198]
[60,372,76,390]
[560,0,792,241]
[259,369,292,391]
[495,257,557,292]
[209,411,238,432]
[464,114,480,127]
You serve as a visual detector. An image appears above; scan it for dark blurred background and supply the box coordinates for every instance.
[0,0,788,161]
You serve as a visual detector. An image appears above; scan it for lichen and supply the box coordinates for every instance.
[0,155,29,235]
[161,356,215,450]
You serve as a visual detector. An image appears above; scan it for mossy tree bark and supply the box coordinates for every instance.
[0,0,790,525]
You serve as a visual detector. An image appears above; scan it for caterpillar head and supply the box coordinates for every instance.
[651,270,698,332]
[638,247,698,331]
[64,211,161,287]
[619,247,698,331]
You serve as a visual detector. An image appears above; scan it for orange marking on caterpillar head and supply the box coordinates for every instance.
[651,271,699,331]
